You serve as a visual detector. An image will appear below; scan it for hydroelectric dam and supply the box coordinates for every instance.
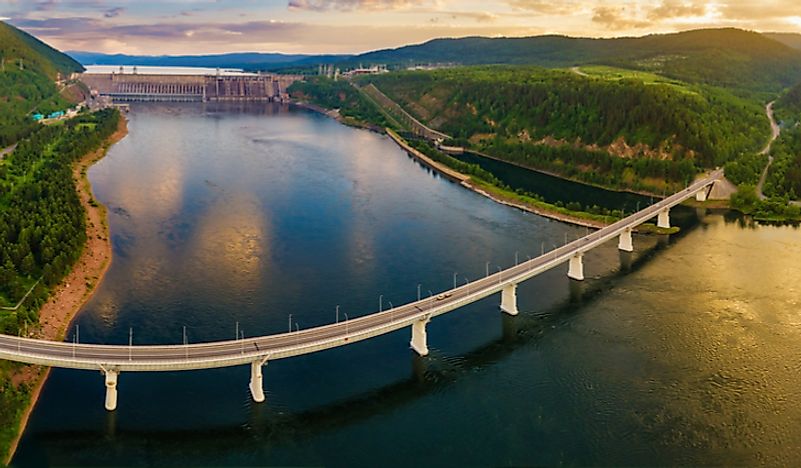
[81,68,301,103]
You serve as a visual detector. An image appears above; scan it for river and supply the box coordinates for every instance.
[12,102,801,466]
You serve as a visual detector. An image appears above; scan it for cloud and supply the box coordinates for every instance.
[591,6,650,30]
[104,7,125,18]
[507,0,580,15]
[427,10,498,23]
[9,15,515,55]
[287,0,425,11]
[648,1,706,21]
[716,0,801,21]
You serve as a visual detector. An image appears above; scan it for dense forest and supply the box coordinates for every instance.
[0,67,72,147]
[354,29,801,92]
[288,77,390,128]
[357,66,767,192]
[764,89,801,202]
[0,109,120,333]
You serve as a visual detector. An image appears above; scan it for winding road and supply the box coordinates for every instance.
[756,100,781,200]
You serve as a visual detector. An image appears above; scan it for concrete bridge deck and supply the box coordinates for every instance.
[0,170,721,409]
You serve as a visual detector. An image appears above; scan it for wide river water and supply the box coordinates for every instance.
[12,103,801,466]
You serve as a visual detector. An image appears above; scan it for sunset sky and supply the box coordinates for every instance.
[1,1,800,55]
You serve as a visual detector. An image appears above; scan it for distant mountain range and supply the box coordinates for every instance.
[67,51,349,71]
[351,28,801,91]
[70,28,801,92]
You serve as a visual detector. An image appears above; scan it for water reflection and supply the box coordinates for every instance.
[14,102,801,467]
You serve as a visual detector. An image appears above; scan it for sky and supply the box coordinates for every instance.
[1,0,800,56]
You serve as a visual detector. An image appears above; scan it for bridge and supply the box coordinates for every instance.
[0,170,721,411]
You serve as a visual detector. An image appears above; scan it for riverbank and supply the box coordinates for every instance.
[3,115,128,466]
[292,101,384,133]
[462,148,680,200]
[386,129,678,233]
[292,94,701,231]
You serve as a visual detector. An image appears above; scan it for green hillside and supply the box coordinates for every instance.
[0,21,83,147]
[761,83,801,202]
[0,21,82,78]
[357,66,768,192]
[354,28,801,92]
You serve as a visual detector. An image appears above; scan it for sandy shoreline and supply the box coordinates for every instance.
[4,115,128,466]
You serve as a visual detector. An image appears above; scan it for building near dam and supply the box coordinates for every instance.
[81,67,301,103]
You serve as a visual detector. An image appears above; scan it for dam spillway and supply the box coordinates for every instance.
[81,72,300,103]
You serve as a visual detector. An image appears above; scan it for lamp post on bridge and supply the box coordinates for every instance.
[485,261,490,277]
[288,314,293,333]
[515,251,519,266]
[417,284,421,301]
[379,295,383,313]
[336,305,340,324]
[453,272,458,289]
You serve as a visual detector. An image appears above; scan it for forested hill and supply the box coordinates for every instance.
[358,66,768,191]
[355,28,801,92]
[776,82,801,122]
[0,21,83,78]
[0,21,81,146]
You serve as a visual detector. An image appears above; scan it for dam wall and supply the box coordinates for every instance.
[81,73,301,103]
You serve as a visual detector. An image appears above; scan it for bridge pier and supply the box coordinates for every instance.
[103,369,119,411]
[410,317,431,356]
[618,227,634,252]
[568,252,585,281]
[249,358,268,403]
[695,186,708,202]
[500,283,519,316]
[657,208,670,229]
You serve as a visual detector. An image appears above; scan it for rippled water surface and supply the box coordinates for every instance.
[13,103,801,466]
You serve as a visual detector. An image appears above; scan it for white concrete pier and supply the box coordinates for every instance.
[695,187,708,202]
[500,283,519,316]
[657,208,670,229]
[618,227,634,252]
[104,370,119,411]
[249,358,268,403]
[568,253,585,281]
[410,317,431,356]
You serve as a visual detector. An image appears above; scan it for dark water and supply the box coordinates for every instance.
[12,103,801,466]
[452,150,654,213]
